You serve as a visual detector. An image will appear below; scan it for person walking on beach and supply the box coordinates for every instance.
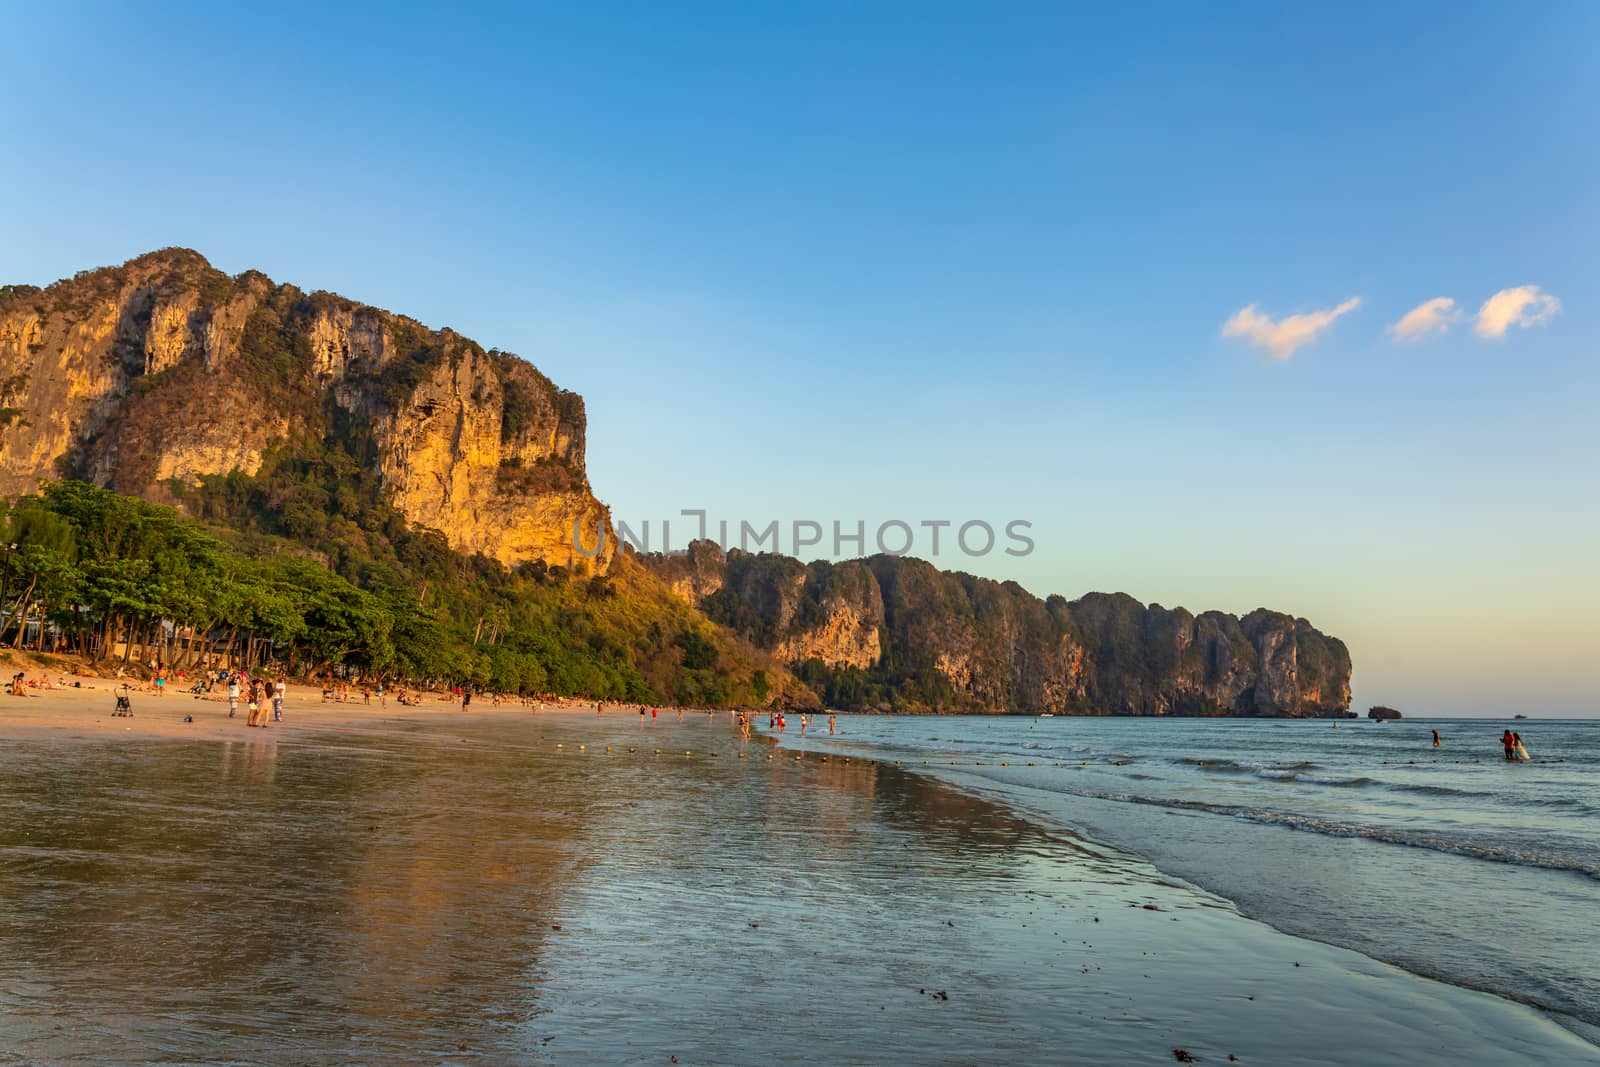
[272,678,285,722]
[227,675,240,718]
[1501,729,1516,761]
[1431,729,1441,747]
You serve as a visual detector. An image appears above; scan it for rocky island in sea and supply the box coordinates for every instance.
[0,250,1350,716]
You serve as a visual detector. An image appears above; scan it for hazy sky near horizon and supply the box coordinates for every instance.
[2,4,1596,716]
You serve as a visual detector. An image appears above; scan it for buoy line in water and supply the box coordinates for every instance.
[536,744,1089,772]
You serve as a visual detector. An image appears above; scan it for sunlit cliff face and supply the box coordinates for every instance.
[0,249,611,572]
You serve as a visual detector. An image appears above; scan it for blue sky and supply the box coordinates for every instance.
[3,3,1596,715]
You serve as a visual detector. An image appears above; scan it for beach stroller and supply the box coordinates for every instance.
[113,687,133,717]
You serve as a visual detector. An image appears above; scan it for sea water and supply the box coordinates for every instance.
[1,715,1596,1063]
[780,715,1600,1041]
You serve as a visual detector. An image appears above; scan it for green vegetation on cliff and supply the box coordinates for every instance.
[0,250,1351,716]
[0,479,797,706]
[643,544,1354,717]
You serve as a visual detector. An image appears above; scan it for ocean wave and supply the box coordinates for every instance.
[1180,757,1319,774]
[1068,789,1600,881]
[1297,773,1375,787]
[1227,808,1600,880]
[1383,781,1485,798]
[928,756,1600,879]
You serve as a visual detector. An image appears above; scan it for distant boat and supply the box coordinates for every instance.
[1514,714,1528,720]
[1039,713,1055,718]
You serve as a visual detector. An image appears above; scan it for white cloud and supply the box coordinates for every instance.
[1474,285,1561,339]
[1221,297,1361,359]
[1388,297,1459,342]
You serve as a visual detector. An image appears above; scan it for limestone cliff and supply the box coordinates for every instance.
[643,543,1353,716]
[0,250,611,571]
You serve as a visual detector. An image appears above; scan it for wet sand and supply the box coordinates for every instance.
[0,710,1594,1064]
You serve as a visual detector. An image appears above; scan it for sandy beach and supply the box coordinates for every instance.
[0,669,641,743]
[2,698,1595,1064]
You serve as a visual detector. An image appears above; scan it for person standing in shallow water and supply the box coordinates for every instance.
[1432,729,1441,747]
[1501,729,1516,761]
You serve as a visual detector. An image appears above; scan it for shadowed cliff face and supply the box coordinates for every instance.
[643,542,1352,716]
[0,250,611,571]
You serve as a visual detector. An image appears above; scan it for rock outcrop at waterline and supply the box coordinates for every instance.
[0,249,612,571]
[643,542,1354,717]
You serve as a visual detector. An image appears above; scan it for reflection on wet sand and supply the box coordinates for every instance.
[2,716,1594,1065]
[0,731,600,1062]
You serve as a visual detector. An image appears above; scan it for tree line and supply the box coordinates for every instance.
[1,481,397,678]
[0,480,781,706]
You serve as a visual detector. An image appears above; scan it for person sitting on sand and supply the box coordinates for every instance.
[10,672,31,697]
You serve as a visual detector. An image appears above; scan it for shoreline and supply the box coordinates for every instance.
[3,710,1595,1063]
[1,698,1596,1061]
[768,713,1600,1050]
[0,673,699,743]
